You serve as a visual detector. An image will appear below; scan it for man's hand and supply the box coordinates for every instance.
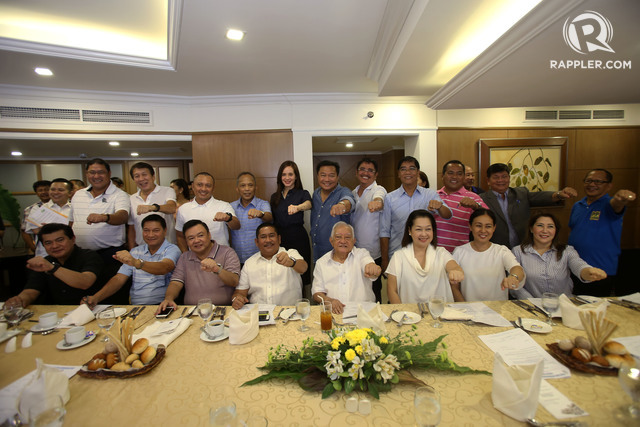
[213,212,231,222]
[86,213,108,224]
[275,252,294,267]
[82,295,98,310]
[330,203,348,217]
[364,263,381,279]
[459,197,480,209]
[613,189,636,203]
[136,205,155,215]
[330,298,345,314]
[287,205,299,215]
[113,250,136,266]
[368,199,383,213]
[201,258,221,273]
[26,256,54,272]
[582,267,607,282]
[247,208,264,219]
[448,270,464,285]
[5,295,24,308]
[501,275,520,291]
[557,187,578,200]
[231,294,249,310]
[156,299,177,314]
[427,200,443,211]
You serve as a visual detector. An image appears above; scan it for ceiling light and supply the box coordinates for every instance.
[345,143,354,148]
[226,29,245,41]
[34,67,53,76]
[109,141,120,146]
[11,151,22,156]
[131,152,139,157]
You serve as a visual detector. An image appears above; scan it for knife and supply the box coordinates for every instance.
[511,300,538,317]
[132,306,146,319]
[179,307,188,318]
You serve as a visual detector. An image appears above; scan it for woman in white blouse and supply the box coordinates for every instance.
[511,213,606,298]
[452,208,524,301]
[386,210,464,303]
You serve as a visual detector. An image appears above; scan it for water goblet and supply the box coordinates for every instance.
[19,394,66,427]
[209,400,237,426]
[4,303,23,330]
[96,307,116,342]
[618,365,640,418]
[296,298,310,332]
[197,298,213,328]
[414,385,441,426]
[541,292,559,325]
[428,296,445,329]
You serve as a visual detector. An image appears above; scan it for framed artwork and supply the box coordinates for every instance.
[479,137,568,193]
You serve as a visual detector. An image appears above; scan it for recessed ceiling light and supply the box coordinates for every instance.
[34,67,53,76]
[131,152,139,157]
[109,141,120,146]
[345,143,354,148]
[11,151,22,156]
[226,29,245,41]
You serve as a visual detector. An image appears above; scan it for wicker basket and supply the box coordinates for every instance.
[77,345,166,379]
[546,343,617,376]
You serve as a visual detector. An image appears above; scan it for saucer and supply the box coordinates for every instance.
[56,332,97,350]
[30,320,62,333]
[200,328,229,343]
[391,311,421,324]
[520,318,552,334]
[0,329,20,344]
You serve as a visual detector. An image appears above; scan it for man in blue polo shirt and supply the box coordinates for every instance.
[568,169,636,296]
[230,172,272,265]
[310,160,355,261]
[85,214,181,306]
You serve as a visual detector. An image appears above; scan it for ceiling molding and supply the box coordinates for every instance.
[426,0,585,109]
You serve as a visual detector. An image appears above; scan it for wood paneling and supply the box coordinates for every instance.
[192,130,293,203]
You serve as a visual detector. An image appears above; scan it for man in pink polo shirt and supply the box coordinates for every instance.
[436,160,488,253]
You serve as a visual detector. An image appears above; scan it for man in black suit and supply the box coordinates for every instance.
[480,163,577,248]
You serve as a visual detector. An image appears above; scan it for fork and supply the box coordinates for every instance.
[385,309,398,323]
[396,313,408,327]
[418,303,429,318]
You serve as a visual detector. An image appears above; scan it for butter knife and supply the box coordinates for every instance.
[179,307,188,318]
[511,300,538,317]
[132,306,146,319]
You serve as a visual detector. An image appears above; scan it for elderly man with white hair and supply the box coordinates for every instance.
[311,221,382,314]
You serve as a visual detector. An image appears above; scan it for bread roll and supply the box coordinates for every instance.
[558,339,574,352]
[605,353,625,368]
[574,336,592,351]
[622,354,636,368]
[110,362,131,371]
[91,353,107,360]
[590,355,610,367]
[571,348,591,363]
[603,341,627,355]
[132,360,144,369]
[104,341,118,354]
[87,359,106,371]
[132,338,149,355]
[140,345,156,364]
[125,353,140,364]
[106,353,120,369]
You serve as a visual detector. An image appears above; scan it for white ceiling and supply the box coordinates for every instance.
[0,0,636,104]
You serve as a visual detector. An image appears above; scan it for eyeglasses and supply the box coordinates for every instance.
[399,167,417,172]
[358,167,376,173]
[583,179,610,185]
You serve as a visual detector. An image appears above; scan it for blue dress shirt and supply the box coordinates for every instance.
[230,197,272,263]
[310,184,355,261]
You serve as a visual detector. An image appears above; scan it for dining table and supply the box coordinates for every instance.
[0,300,637,426]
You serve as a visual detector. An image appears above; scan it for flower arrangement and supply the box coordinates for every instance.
[243,326,488,399]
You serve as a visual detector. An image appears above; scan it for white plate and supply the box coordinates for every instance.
[56,332,97,350]
[112,307,127,317]
[520,318,552,334]
[200,328,229,343]
[391,311,421,324]
[0,329,20,344]
[30,320,62,333]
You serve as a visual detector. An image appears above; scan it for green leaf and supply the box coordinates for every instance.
[523,177,528,185]
[507,163,513,172]
[332,380,342,391]
[532,185,538,191]
[344,378,355,394]
[523,165,528,175]
[530,170,535,179]
[242,370,305,386]
[368,382,380,399]
[545,158,552,167]
[516,177,522,187]
[534,156,543,165]
[0,184,22,231]
[322,382,337,399]
[543,172,549,183]
[510,168,520,175]
[538,171,543,177]
[298,367,330,392]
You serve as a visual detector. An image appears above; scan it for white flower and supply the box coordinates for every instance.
[348,356,364,380]
[361,337,382,362]
[373,354,400,383]
[325,351,344,380]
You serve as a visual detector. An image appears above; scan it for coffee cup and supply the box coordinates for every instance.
[205,320,224,338]
[39,312,58,328]
[65,326,86,345]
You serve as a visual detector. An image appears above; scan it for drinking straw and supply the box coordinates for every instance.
[319,296,326,312]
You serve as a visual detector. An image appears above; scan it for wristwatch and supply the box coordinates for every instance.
[509,273,520,280]
[290,257,297,268]
[225,212,233,222]
[152,203,161,212]
[47,261,61,275]
[214,262,223,274]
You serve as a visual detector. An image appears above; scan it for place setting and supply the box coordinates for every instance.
[56,327,96,351]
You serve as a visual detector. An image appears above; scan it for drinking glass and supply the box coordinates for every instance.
[414,386,441,426]
[618,365,640,418]
[428,296,445,329]
[96,307,116,342]
[296,298,310,332]
[4,303,23,330]
[320,301,332,332]
[210,400,237,426]
[19,394,66,427]
[541,292,559,325]
[198,298,214,328]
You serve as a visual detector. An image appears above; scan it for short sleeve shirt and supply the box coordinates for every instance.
[311,247,376,303]
[230,197,272,263]
[352,182,387,259]
[128,185,177,246]
[310,185,355,261]
[175,198,236,247]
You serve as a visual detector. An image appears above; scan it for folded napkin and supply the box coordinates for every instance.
[21,333,32,349]
[59,304,94,327]
[559,294,607,330]
[132,317,192,348]
[441,307,473,321]
[5,337,16,353]
[229,304,259,345]
[492,352,543,422]
[356,303,387,334]
[17,358,70,423]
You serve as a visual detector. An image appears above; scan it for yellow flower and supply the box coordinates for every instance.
[355,345,363,355]
[331,336,345,350]
[345,329,369,346]
[380,337,388,344]
[345,349,356,361]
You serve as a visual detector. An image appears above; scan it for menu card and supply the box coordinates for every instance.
[538,380,588,419]
[452,302,512,327]
[479,328,571,379]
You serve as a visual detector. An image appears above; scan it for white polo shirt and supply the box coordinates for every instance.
[311,247,376,304]
[352,181,387,259]
[71,182,130,250]
[31,200,73,257]
[128,185,177,246]
[175,197,236,246]
[237,247,303,305]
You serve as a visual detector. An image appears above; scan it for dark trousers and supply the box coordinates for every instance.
[373,257,382,303]
[96,245,130,305]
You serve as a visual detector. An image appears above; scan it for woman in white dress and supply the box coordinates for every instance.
[452,208,525,301]
[386,210,464,303]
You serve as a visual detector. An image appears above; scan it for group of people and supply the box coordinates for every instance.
[4,155,636,315]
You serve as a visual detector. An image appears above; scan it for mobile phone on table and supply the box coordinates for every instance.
[156,306,174,318]
[258,311,270,321]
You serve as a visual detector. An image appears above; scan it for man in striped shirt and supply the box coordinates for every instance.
[436,160,488,253]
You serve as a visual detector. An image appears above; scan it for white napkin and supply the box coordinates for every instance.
[5,337,16,353]
[229,305,259,345]
[132,317,192,348]
[559,294,607,330]
[356,303,387,334]
[441,307,473,321]
[17,358,70,422]
[59,304,94,327]
[492,352,543,422]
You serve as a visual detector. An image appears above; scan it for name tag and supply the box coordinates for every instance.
[590,211,601,221]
